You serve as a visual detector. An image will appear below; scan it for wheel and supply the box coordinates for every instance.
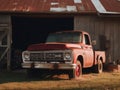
[93,59,103,73]
[69,61,82,79]
[97,59,103,73]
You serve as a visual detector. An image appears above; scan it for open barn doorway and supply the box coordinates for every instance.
[11,16,74,69]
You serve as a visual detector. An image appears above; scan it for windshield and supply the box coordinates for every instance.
[46,32,82,43]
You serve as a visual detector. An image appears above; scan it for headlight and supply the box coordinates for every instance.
[64,52,72,60]
[22,51,30,61]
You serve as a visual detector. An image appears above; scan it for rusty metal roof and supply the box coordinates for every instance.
[0,0,119,14]
[0,0,95,13]
[91,0,120,15]
[100,0,120,12]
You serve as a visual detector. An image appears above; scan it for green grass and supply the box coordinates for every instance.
[0,70,120,90]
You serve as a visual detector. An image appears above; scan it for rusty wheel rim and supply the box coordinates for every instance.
[76,65,81,77]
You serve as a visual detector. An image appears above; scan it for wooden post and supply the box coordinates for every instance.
[7,16,12,71]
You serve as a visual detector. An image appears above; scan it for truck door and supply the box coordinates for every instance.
[83,34,94,67]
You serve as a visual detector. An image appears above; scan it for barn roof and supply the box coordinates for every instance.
[0,0,119,15]
[92,0,120,15]
[100,0,120,12]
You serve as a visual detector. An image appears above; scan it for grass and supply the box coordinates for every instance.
[0,70,120,90]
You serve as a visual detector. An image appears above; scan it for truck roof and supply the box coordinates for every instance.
[55,30,89,35]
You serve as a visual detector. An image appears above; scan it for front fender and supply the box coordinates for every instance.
[72,49,84,64]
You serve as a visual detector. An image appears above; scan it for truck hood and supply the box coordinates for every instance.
[27,43,82,51]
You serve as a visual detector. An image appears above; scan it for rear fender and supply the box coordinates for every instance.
[95,55,103,65]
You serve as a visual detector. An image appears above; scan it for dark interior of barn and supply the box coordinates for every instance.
[11,16,73,69]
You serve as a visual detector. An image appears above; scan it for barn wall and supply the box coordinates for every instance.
[0,15,12,70]
[74,15,120,63]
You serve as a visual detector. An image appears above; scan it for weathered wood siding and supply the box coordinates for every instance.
[0,15,12,70]
[74,15,120,63]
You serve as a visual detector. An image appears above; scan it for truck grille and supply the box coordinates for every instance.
[30,52,64,61]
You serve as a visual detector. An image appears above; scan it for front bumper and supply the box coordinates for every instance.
[22,62,76,70]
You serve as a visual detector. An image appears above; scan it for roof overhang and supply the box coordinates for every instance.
[0,11,96,17]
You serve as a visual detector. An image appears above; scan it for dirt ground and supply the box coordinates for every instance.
[0,69,120,90]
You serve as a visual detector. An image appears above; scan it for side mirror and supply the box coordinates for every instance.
[92,40,96,45]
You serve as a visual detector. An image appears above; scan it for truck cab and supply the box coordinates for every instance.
[22,30,105,79]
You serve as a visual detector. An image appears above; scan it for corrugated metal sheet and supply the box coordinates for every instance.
[92,0,120,15]
[0,0,119,13]
[100,0,120,12]
[0,0,95,13]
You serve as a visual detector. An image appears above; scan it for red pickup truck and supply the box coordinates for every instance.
[22,30,106,79]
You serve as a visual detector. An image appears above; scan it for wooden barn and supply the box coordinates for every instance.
[0,0,120,70]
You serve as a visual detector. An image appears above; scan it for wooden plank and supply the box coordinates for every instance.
[94,21,100,50]
[104,22,111,63]
[0,47,8,61]
[0,30,7,42]
[89,16,95,42]
[109,22,114,62]
[0,45,7,47]
[7,16,12,71]
[114,22,120,61]
[74,16,90,32]
[0,15,11,23]
[119,21,120,61]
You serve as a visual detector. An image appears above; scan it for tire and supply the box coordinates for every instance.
[69,61,82,79]
[93,59,103,73]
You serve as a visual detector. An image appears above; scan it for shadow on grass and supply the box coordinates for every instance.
[0,69,120,90]
[0,69,69,84]
[0,68,96,84]
[0,68,105,84]
[0,68,106,84]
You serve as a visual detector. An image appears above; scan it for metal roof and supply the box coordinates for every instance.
[100,0,120,12]
[92,0,120,15]
[0,0,96,13]
[0,0,119,14]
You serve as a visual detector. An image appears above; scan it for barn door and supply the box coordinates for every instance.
[0,15,11,70]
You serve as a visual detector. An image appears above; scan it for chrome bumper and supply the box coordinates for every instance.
[22,62,76,70]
